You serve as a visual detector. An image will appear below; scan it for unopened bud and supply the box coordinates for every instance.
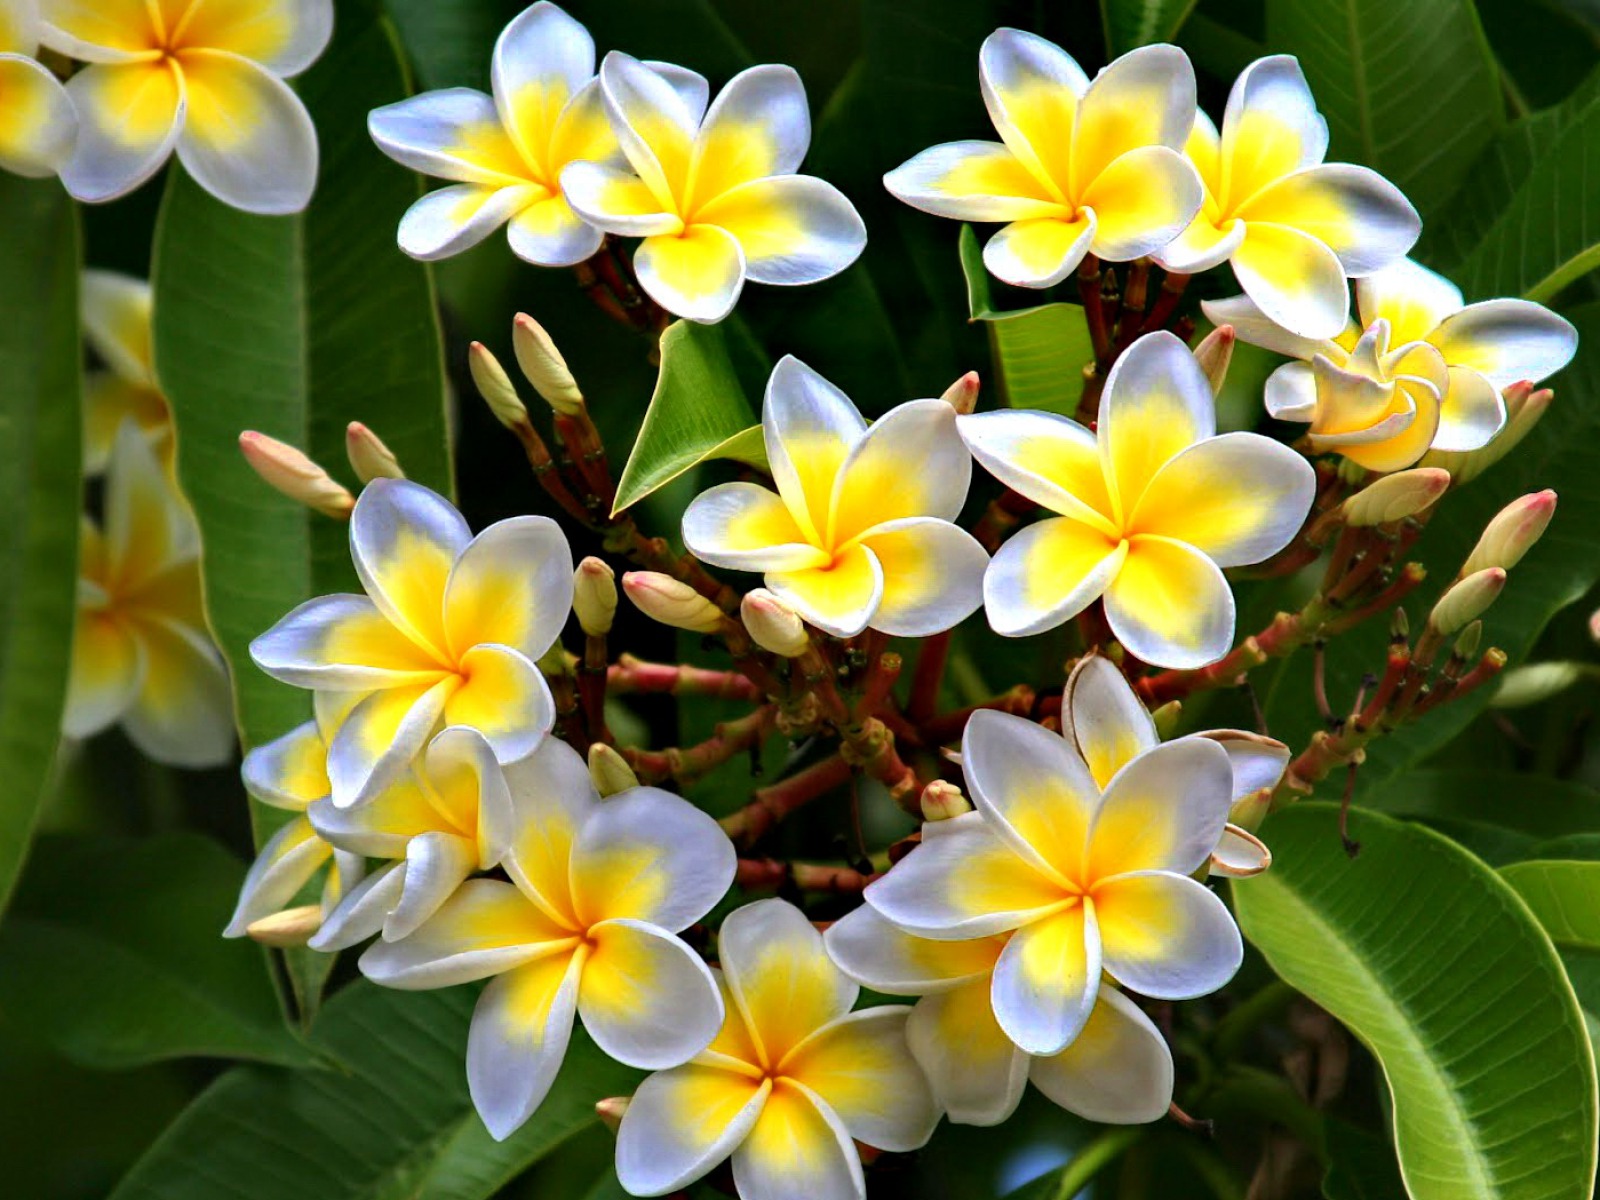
[623,571,725,633]
[741,588,809,657]
[1390,607,1410,642]
[1429,568,1506,635]
[1591,607,1600,645]
[1427,384,1553,482]
[587,743,638,797]
[1451,620,1482,663]
[513,313,584,415]
[1492,661,1590,709]
[1151,700,1182,739]
[239,431,355,519]
[1462,490,1556,575]
[345,421,404,483]
[468,341,529,430]
[537,643,575,677]
[1193,323,1236,394]
[574,557,617,637]
[938,371,981,415]
[595,1096,630,1133]
[246,905,323,947]
[1342,468,1451,526]
[919,780,971,822]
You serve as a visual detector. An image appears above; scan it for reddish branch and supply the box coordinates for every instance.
[736,858,877,893]
[625,707,777,787]
[607,655,762,701]
[719,754,854,848]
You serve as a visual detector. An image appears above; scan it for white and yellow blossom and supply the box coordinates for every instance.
[561,52,866,323]
[64,420,234,767]
[614,898,939,1200]
[1208,258,1577,472]
[682,356,988,638]
[361,737,736,1141]
[250,478,573,807]
[81,270,171,474]
[960,331,1314,666]
[0,0,77,178]
[883,30,1200,288]
[40,0,330,213]
[1156,56,1419,338]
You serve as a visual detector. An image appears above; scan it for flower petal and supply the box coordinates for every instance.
[829,399,971,545]
[398,183,543,261]
[690,63,810,204]
[907,978,1029,1126]
[1430,298,1579,391]
[780,1007,939,1152]
[1238,162,1418,279]
[762,355,865,546]
[1263,360,1317,421]
[956,410,1116,531]
[578,918,723,1068]
[1063,654,1158,789]
[1087,737,1234,879]
[443,514,573,663]
[504,737,599,929]
[635,223,747,324]
[441,644,554,767]
[326,676,457,808]
[1195,729,1291,807]
[305,858,402,951]
[1355,258,1462,339]
[1154,212,1246,275]
[1070,43,1195,197]
[883,139,1065,222]
[506,193,602,267]
[646,61,709,123]
[682,481,827,573]
[490,0,594,163]
[616,1063,770,1196]
[559,158,680,236]
[368,88,532,188]
[1093,870,1242,998]
[1337,378,1441,474]
[731,1080,865,1200]
[467,949,583,1140]
[0,53,77,177]
[764,542,884,638]
[249,595,441,691]
[1217,55,1327,209]
[1209,823,1271,878]
[39,0,158,62]
[175,0,333,76]
[423,725,514,867]
[1028,986,1173,1123]
[81,269,155,387]
[351,478,471,661]
[856,517,987,637]
[306,774,442,858]
[978,27,1086,191]
[122,618,235,768]
[1230,220,1350,339]
[1081,145,1201,262]
[1432,366,1506,453]
[63,611,144,739]
[598,49,696,210]
[982,514,1125,638]
[991,902,1101,1055]
[60,58,183,207]
[696,174,864,286]
[241,719,328,810]
[1200,293,1337,362]
[223,814,331,936]
[720,898,856,1067]
[1097,330,1217,519]
[982,213,1095,288]
[823,902,1004,994]
[1105,535,1235,670]
[381,829,479,942]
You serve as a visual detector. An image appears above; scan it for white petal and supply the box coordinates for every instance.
[780,1007,939,1152]
[63,607,144,740]
[857,517,988,638]
[1103,535,1236,670]
[978,27,1087,187]
[60,60,183,204]
[503,737,601,926]
[616,1063,770,1196]
[981,515,1126,638]
[578,918,723,1068]
[558,158,681,236]
[424,725,515,867]
[1431,298,1579,391]
[1208,824,1271,878]
[963,707,1098,881]
[731,1081,865,1200]
[326,677,455,808]
[983,213,1096,288]
[883,140,1066,222]
[824,903,1002,994]
[249,595,432,690]
[1195,729,1290,804]
[764,542,885,639]
[681,481,828,573]
[121,619,236,768]
[1093,870,1243,999]
[956,409,1116,531]
[1152,210,1246,274]
[1432,367,1506,453]
[693,63,811,191]
[906,981,1029,1126]
[1229,221,1351,340]
[698,174,864,286]
[1219,55,1327,200]
[467,950,584,1140]
[1069,43,1196,194]
[440,644,555,769]
[306,859,403,951]
[1263,360,1317,421]
[350,477,471,661]
[1063,655,1158,790]
[719,899,857,1066]
[991,904,1101,1055]
[645,61,709,122]
[1238,163,1419,276]
[443,513,573,664]
[491,0,595,143]
[398,183,541,261]
[0,53,77,177]
[174,51,317,215]
[1201,294,1336,362]
[367,88,528,187]
[223,815,331,937]
[80,269,154,387]
[635,224,747,324]
[828,398,971,539]
[1028,986,1173,1123]
[1088,737,1234,877]
[506,194,603,267]
[240,719,328,810]
[1355,258,1462,336]
[762,355,866,545]
[1098,330,1216,514]
[598,49,697,209]
[383,830,478,942]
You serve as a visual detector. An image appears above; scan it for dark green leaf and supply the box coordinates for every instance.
[1101,0,1201,56]
[1358,768,1600,864]
[1322,1119,1407,1200]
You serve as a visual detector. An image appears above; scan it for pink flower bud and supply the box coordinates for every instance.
[467,341,529,430]
[513,313,584,416]
[238,431,354,519]
[574,557,617,637]
[1193,324,1236,394]
[1462,490,1556,575]
[1342,468,1451,526]
[623,572,725,633]
[919,779,971,822]
[1429,568,1507,635]
[741,588,809,657]
[938,371,981,415]
[345,422,404,483]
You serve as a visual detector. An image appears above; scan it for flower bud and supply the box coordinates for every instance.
[238,431,355,519]
[574,557,617,637]
[1462,490,1556,575]
[1342,467,1451,526]
[623,571,724,633]
[1193,323,1235,394]
[537,643,575,677]
[595,1096,629,1133]
[1451,619,1482,663]
[1492,661,1589,709]
[513,313,584,416]
[1151,700,1182,739]
[938,371,981,415]
[741,588,809,657]
[919,780,971,822]
[468,341,529,430]
[1590,606,1600,645]
[246,905,323,947]
[1426,383,1553,482]
[1429,568,1506,635]
[587,743,638,797]
[345,421,404,483]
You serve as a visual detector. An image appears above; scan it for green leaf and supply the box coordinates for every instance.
[110,980,640,1200]
[1501,859,1600,950]
[1101,0,1201,56]
[1358,768,1600,865]
[1265,0,1505,216]
[959,226,1095,415]
[1323,1119,1407,1200]
[0,176,80,918]
[612,320,766,513]
[0,834,308,1068]
[1235,804,1597,1200]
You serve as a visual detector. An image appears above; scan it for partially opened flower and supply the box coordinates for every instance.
[39,0,331,212]
[81,270,171,474]
[0,0,76,178]
[306,726,513,950]
[865,707,1243,1055]
[682,356,988,637]
[826,905,1172,1127]
[960,331,1315,666]
[884,30,1200,288]
[361,737,736,1141]
[614,898,939,1200]
[64,420,234,767]
[562,52,866,322]
[250,479,573,807]
[1155,56,1418,338]
[1208,258,1577,472]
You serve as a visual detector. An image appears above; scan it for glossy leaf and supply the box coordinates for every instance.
[1323,1120,1407,1200]
[1359,769,1600,865]
[1501,859,1600,950]
[1101,0,1200,55]
[1235,804,1597,1200]
[0,177,80,918]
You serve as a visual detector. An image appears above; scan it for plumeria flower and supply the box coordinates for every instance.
[561,51,866,323]
[0,0,77,178]
[369,2,697,265]
[39,0,331,213]
[81,270,171,475]
[959,331,1315,666]
[306,726,513,951]
[883,29,1201,289]
[64,420,233,767]
[1208,258,1578,473]
[250,479,573,808]
[224,717,363,940]
[826,906,1172,1127]
[614,898,939,1200]
[360,737,736,1141]
[864,706,1244,1056]
[1155,56,1419,339]
[682,356,988,637]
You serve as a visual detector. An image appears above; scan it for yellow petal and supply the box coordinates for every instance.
[1103,535,1234,670]
[733,1079,863,1199]
[720,899,855,1068]
[1097,332,1214,521]
[1079,145,1200,262]
[764,542,883,638]
[634,223,746,324]
[982,213,1095,288]
[38,1,160,58]
[64,610,143,739]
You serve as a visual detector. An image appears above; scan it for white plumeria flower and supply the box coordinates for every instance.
[1208,258,1578,474]
[250,478,573,808]
[305,726,513,950]
[1155,56,1419,339]
[826,906,1173,1127]
[883,29,1201,289]
[864,706,1244,1056]
[64,420,234,767]
[369,2,697,266]
[224,718,363,939]
[682,356,988,638]
[39,0,331,213]
[561,52,866,323]
[0,0,77,178]
[81,270,172,475]
[959,331,1315,666]
[361,737,736,1141]
[614,898,939,1200]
